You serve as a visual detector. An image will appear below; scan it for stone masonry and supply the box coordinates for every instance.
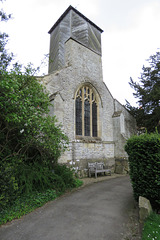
[41,6,137,176]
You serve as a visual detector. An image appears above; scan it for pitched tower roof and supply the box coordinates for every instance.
[48,5,103,73]
[48,5,103,34]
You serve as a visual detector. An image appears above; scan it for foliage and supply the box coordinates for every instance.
[0,64,69,208]
[0,167,83,226]
[54,164,80,189]
[15,162,62,194]
[0,189,58,225]
[126,51,160,133]
[125,132,160,209]
[0,64,68,159]
[0,1,83,219]
[0,0,13,70]
[142,212,160,240]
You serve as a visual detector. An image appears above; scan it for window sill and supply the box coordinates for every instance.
[75,135,102,143]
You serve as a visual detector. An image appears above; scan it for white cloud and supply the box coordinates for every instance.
[1,0,160,105]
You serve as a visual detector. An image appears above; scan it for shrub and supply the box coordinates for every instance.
[0,189,58,225]
[15,162,65,194]
[0,163,83,225]
[125,132,160,209]
[53,164,79,189]
[0,64,68,209]
[15,163,82,196]
[0,156,19,208]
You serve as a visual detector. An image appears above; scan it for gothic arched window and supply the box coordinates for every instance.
[76,86,98,137]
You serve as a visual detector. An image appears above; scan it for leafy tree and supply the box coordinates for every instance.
[0,0,13,70]
[0,64,68,162]
[126,51,160,133]
[0,64,69,207]
[0,1,69,207]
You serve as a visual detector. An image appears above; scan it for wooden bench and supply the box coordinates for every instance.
[88,162,111,178]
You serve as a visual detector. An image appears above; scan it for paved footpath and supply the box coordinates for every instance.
[0,176,141,240]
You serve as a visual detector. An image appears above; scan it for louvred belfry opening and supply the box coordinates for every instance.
[48,5,103,73]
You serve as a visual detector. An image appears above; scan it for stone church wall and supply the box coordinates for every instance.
[41,38,136,176]
[42,39,117,173]
[113,99,137,173]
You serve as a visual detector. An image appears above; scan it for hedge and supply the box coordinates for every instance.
[125,133,160,209]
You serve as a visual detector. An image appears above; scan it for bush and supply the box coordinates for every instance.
[0,156,19,208]
[0,164,83,225]
[15,162,65,194]
[0,64,68,209]
[53,164,80,189]
[15,163,81,197]
[1,161,82,210]
[0,189,58,225]
[125,132,160,209]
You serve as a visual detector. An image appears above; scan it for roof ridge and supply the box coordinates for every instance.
[48,5,103,34]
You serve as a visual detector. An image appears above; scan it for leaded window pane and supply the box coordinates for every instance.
[84,87,86,98]
[92,102,97,137]
[76,86,98,137]
[84,100,90,136]
[76,98,82,135]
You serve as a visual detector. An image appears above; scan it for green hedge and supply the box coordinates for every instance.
[125,133,160,209]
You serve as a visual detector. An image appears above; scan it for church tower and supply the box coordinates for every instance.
[48,5,103,73]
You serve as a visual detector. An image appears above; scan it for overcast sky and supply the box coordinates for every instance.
[1,0,160,106]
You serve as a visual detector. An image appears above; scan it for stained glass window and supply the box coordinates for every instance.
[92,102,97,137]
[76,97,82,135]
[75,86,98,137]
[84,100,90,136]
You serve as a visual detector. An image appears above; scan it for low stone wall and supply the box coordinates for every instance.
[63,158,130,177]
[115,158,129,174]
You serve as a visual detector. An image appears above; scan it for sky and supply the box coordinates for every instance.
[1,0,160,106]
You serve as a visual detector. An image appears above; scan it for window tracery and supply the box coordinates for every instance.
[75,86,98,137]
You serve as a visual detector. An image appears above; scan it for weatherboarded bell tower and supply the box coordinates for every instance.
[48,5,103,73]
[42,6,136,176]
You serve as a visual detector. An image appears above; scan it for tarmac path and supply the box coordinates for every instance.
[0,176,141,240]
